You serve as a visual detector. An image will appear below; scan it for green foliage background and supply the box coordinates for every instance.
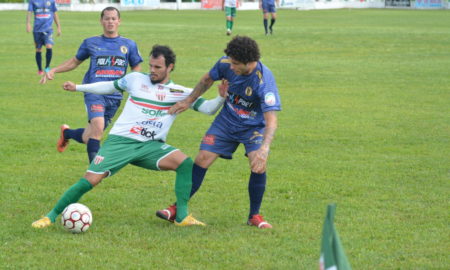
[0,9,449,269]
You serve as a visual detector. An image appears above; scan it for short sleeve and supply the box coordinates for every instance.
[75,39,90,62]
[128,41,143,68]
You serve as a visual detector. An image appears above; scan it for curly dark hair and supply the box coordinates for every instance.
[224,36,260,64]
[150,45,176,71]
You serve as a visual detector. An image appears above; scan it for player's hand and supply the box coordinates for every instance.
[63,81,76,92]
[168,99,192,115]
[57,27,61,36]
[26,24,31,33]
[218,79,229,98]
[40,69,55,84]
[250,147,269,174]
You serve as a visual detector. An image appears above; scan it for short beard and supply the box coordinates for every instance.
[150,78,163,84]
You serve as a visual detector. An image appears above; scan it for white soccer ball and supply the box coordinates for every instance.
[61,203,93,233]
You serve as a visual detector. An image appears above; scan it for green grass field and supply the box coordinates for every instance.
[0,8,449,269]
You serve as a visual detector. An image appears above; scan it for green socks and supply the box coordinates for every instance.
[175,158,193,222]
[226,20,233,30]
[46,178,93,222]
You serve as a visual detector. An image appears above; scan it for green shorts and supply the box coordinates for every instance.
[87,135,178,176]
[225,7,237,17]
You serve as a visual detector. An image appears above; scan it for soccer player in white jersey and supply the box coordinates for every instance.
[223,0,239,36]
[32,45,225,229]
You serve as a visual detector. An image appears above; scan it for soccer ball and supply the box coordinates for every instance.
[61,203,93,233]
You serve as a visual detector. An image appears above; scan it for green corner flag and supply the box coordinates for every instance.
[319,204,352,270]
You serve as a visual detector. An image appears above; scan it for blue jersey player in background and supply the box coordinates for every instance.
[26,0,61,75]
[259,0,279,35]
[157,36,281,229]
[40,7,143,163]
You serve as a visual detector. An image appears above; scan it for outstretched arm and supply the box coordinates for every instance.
[168,72,215,115]
[40,57,83,84]
[63,81,118,95]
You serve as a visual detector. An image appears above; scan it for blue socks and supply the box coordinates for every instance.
[190,163,208,197]
[248,172,267,219]
[45,48,52,69]
[35,52,42,71]
[87,138,100,163]
[64,128,85,143]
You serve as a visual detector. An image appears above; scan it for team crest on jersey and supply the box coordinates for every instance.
[245,86,253,96]
[220,58,231,64]
[120,46,128,54]
[46,1,51,6]
[156,85,166,101]
[93,155,104,165]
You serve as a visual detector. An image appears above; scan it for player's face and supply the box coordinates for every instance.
[149,55,172,84]
[101,10,121,37]
[229,58,251,75]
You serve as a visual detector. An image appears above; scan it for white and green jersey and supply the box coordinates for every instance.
[224,0,238,7]
[75,72,224,142]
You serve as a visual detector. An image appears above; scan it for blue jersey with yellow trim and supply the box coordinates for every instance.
[28,0,57,33]
[209,56,281,128]
[76,35,143,99]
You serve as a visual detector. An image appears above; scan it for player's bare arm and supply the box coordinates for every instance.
[168,73,215,115]
[250,111,278,173]
[40,57,83,84]
[54,12,61,36]
[26,12,32,33]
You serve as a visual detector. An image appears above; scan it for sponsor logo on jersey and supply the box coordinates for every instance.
[93,155,104,165]
[96,56,126,68]
[136,120,163,129]
[245,86,253,96]
[120,46,128,54]
[220,58,231,64]
[95,70,124,77]
[140,84,150,93]
[90,104,105,113]
[226,103,256,119]
[130,126,156,139]
[202,134,215,145]
[36,14,51,18]
[264,92,276,106]
[249,131,263,144]
[141,108,167,118]
[229,93,255,109]
[169,88,184,93]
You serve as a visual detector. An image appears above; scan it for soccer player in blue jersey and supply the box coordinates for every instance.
[40,7,143,163]
[157,36,281,229]
[26,0,61,75]
[259,0,279,35]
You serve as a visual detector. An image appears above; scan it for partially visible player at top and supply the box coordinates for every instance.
[223,0,240,36]
[157,36,281,229]
[259,0,279,35]
[26,0,61,75]
[40,7,143,164]
[32,45,225,229]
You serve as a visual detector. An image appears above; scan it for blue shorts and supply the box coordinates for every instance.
[199,121,264,159]
[84,94,121,129]
[33,32,54,49]
[262,3,276,13]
